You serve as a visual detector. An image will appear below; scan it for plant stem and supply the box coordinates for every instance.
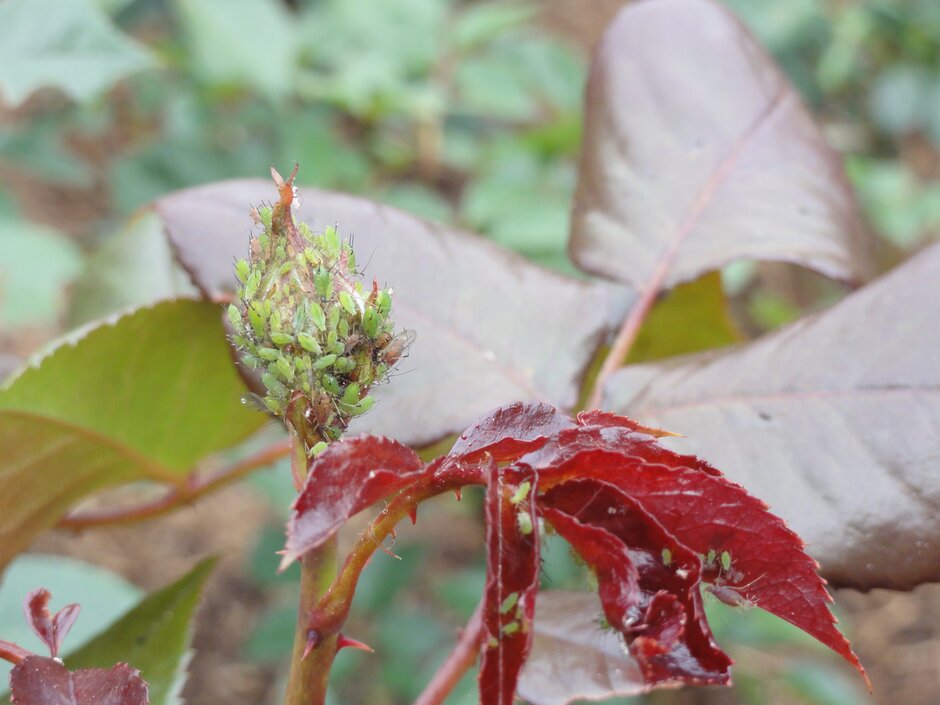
[585,284,659,411]
[312,463,485,637]
[413,601,483,705]
[284,535,339,705]
[57,439,292,530]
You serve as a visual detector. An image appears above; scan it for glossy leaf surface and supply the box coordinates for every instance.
[10,658,148,705]
[520,423,862,679]
[480,465,539,705]
[604,241,940,590]
[570,0,867,289]
[154,180,631,446]
[283,436,425,567]
[288,402,865,702]
[0,301,262,575]
[448,401,575,463]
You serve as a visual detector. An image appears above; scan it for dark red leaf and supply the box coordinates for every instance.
[10,657,148,705]
[539,508,641,632]
[520,426,867,685]
[24,589,80,658]
[542,484,731,685]
[449,402,576,463]
[575,409,673,439]
[0,640,32,665]
[570,0,868,290]
[603,240,940,591]
[282,435,425,568]
[480,464,540,705]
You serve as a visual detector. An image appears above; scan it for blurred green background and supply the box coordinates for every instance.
[1,0,938,704]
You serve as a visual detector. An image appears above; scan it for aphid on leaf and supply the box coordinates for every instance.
[706,572,765,609]
[378,329,416,367]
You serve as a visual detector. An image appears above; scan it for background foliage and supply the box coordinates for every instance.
[1,0,938,704]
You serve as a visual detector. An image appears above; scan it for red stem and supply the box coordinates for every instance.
[585,285,660,410]
[308,461,485,643]
[56,439,292,530]
[413,601,483,705]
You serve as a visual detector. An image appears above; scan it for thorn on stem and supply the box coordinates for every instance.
[302,629,321,660]
[336,634,375,654]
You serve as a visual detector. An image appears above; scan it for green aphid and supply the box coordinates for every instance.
[499,593,519,615]
[315,270,332,299]
[298,333,322,355]
[705,549,717,566]
[662,548,672,566]
[314,353,337,370]
[231,335,248,349]
[247,305,266,337]
[326,329,338,351]
[500,621,520,636]
[269,310,283,332]
[258,348,280,362]
[338,317,350,338]
[720,551,732,572]
[362,307,380,338]
[258,206,272,230]
[516,511,533,536]
[241,354,260,369]
[304,247,318,266]
[310,441,329,457]
[376,290,392,316]
[292,303,308,331]
[339,291,356,316]
[321,374,341,396]
[510,481,532,506]
[341,383,361,405]
[275,357,294,382]
[333,356,355,374]
[347,249,357,272]
[264,396,284,416]
[261,372,287,397]
[355,362,374,387]
[234,260,250,284]
[349,396,374,417]
[328,305,340,331]
[308,301,326,331]
[323,226,340,258]
[244,270,261,299]
[227,304,241,328]
[271,331,294,346]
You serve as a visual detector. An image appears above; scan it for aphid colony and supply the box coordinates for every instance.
[228,168,407,452]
